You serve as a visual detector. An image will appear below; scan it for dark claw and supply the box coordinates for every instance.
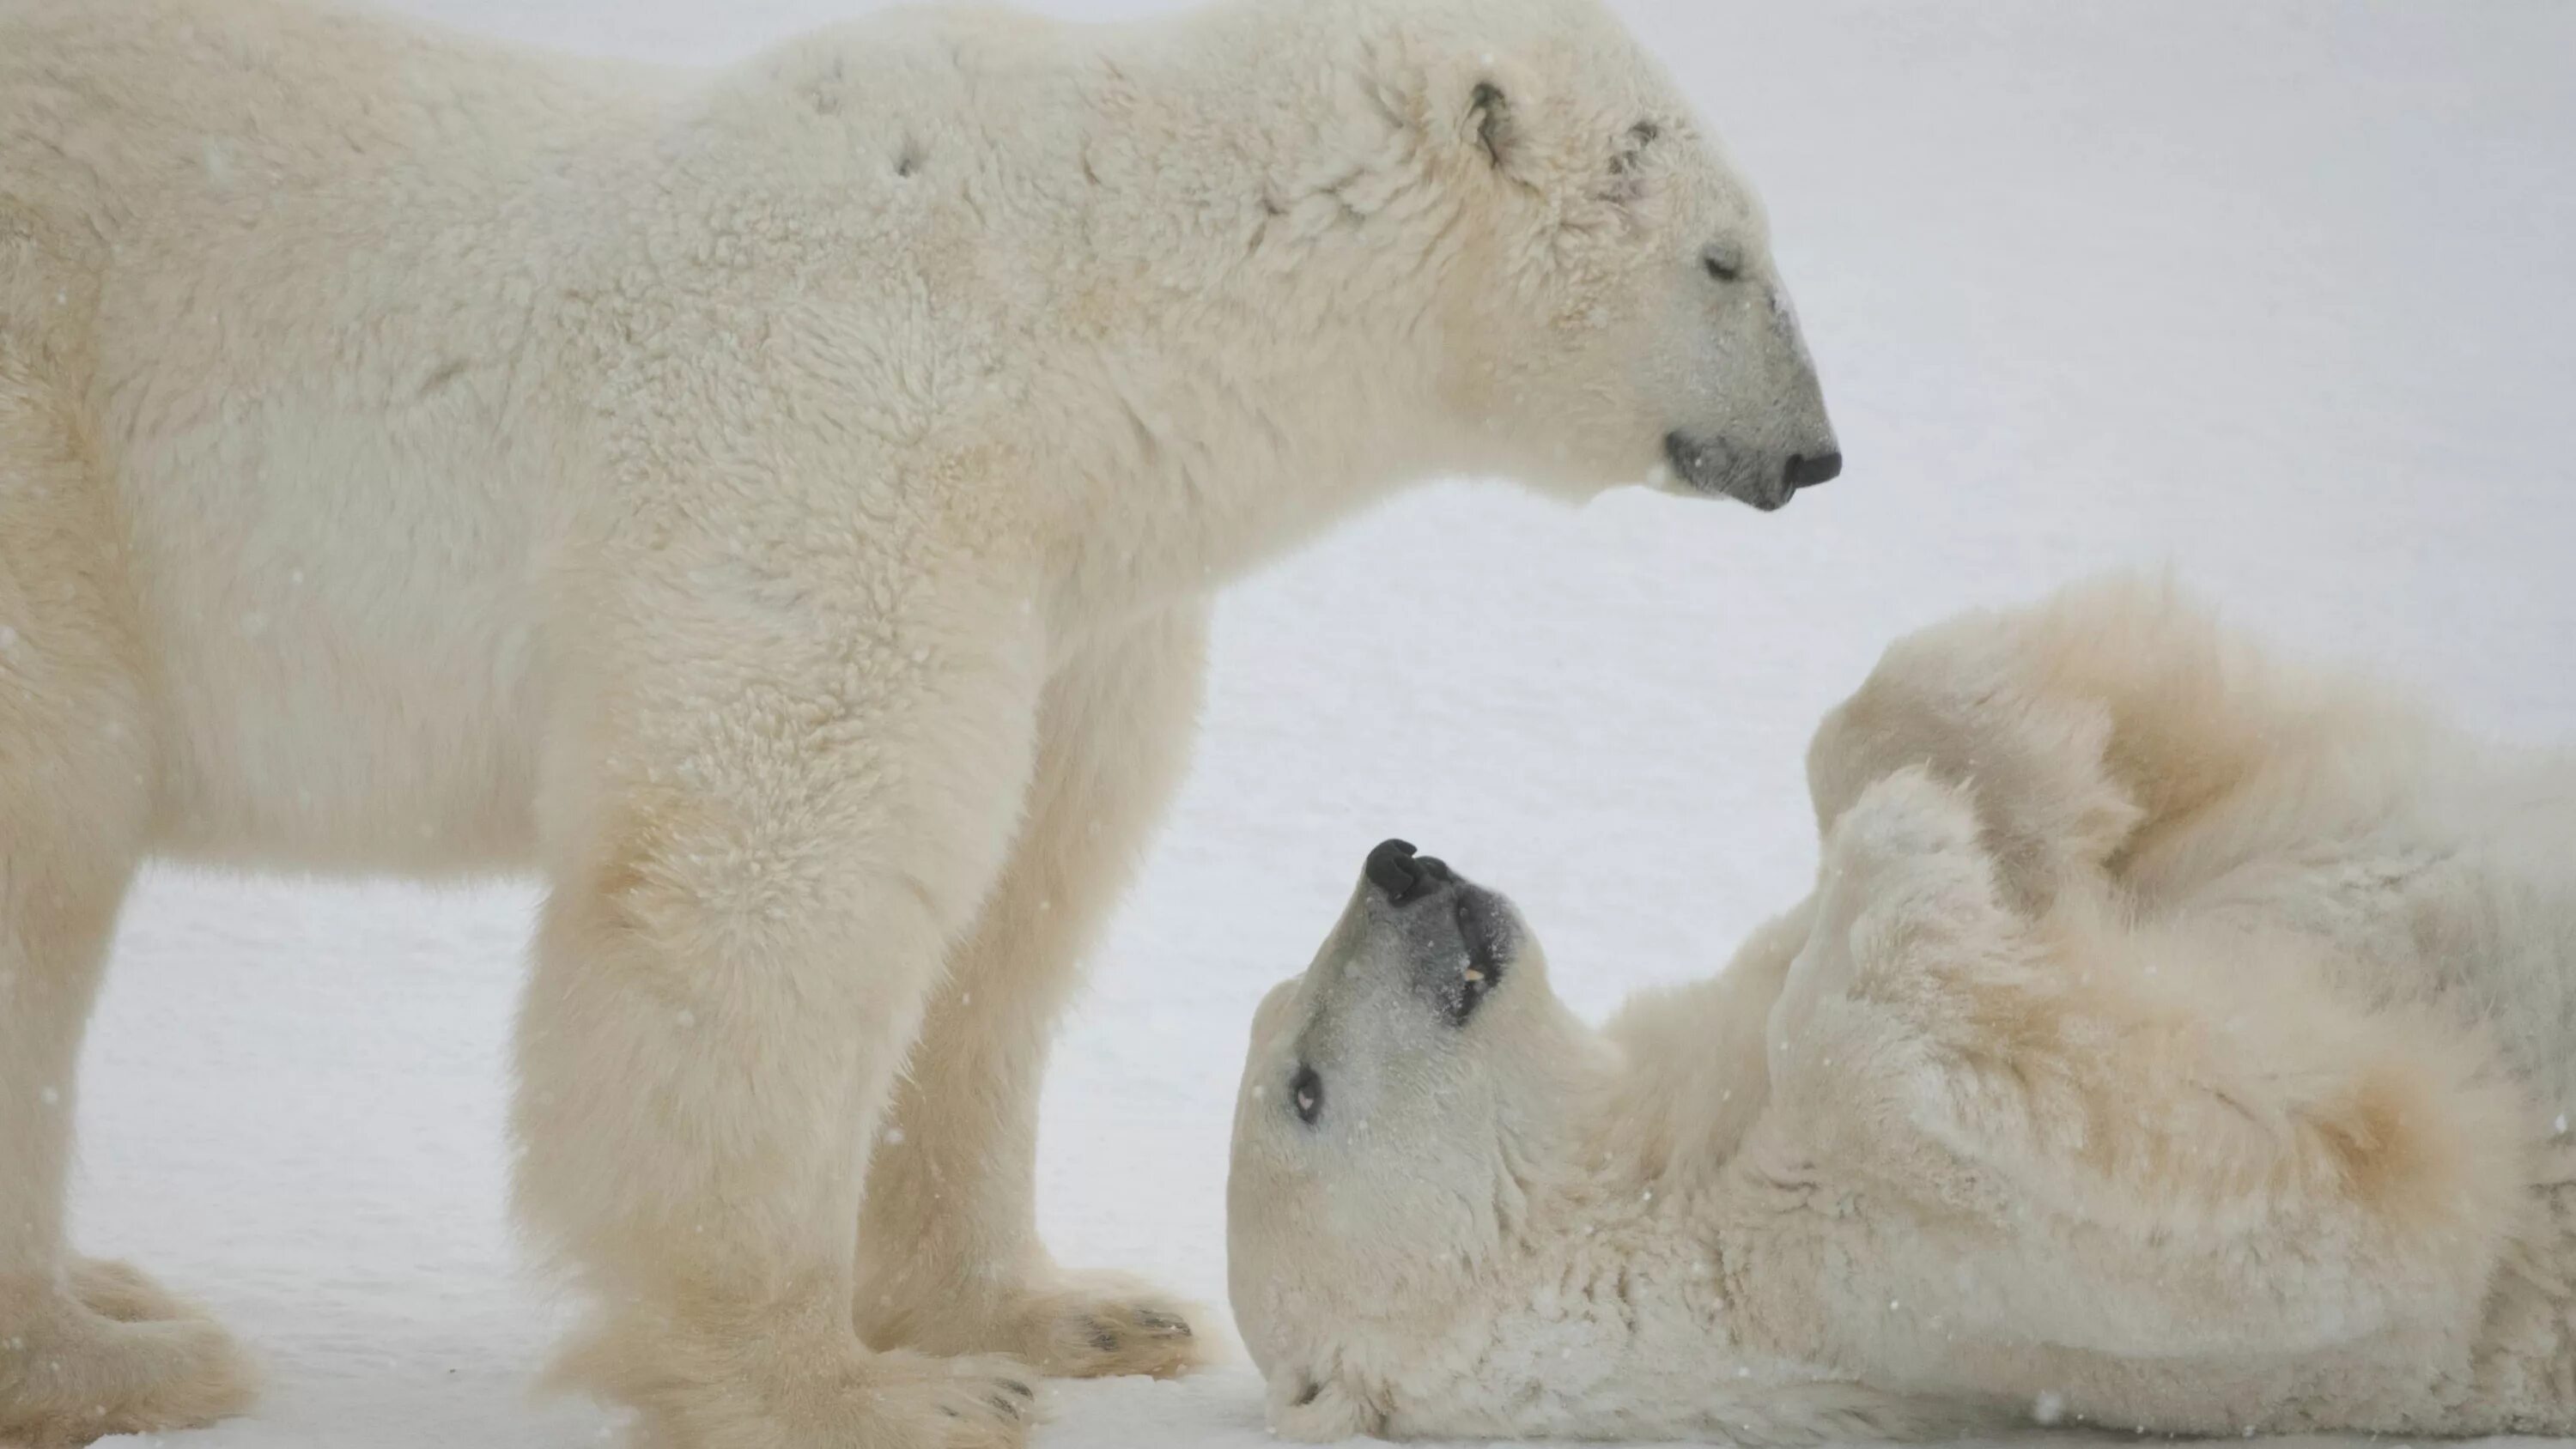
[1088,1324,1121,1352]
[1004,1379,1035,1399]
[990,1395,1024,1419]
[1135,1309,1191,1337]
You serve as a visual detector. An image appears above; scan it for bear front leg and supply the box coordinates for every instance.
[854,606,1211,1380]
[515,597,1051,1449]
[1805,575,2373,910]
[1804,587,2150,911]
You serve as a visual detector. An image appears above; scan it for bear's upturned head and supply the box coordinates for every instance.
[1377,0,1841,510]
[1227,839,1604,1436]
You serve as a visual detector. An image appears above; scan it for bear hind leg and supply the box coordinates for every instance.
[0,322,254,1446]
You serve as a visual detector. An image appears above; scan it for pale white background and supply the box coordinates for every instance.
[70,2,2576,1446]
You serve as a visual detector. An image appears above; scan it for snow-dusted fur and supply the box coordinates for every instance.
[1230,576,2576,1441]
[0,0,1838,1442]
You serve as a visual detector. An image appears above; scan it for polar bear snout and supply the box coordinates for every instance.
[1664,432,1842,511]
[1351,840,1518,1028]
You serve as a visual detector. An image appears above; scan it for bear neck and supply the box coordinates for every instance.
[1023,0,1489,639]
[1400,1156,1792,1440]
[1400,1050,1842,1438]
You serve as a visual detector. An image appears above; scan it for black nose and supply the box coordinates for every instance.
[1364,838,1454,905]
[1783,451,1842,489]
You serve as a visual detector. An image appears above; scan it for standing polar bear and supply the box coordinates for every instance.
[1232,577,2576,1442]
[0,0,1838,1442]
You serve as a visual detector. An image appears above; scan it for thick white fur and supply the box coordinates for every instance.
[1230,575,2576,1440]
[0,0,1836,1443]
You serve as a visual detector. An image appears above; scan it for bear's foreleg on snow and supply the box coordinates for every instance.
[854,604,1212,1380]
[511,551,1054,1448]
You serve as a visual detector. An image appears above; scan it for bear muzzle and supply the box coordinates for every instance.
[1356,840,1516,1027]
[1663,431,1841,510]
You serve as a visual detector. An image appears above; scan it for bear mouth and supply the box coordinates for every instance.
[1664,431,1792,512]
[1425,886,1516,1028]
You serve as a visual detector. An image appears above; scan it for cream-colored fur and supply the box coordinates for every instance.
[0,0,1838,1443]
[1230,576,2576,1440]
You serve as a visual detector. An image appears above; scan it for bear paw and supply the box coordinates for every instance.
[66,1258,210,1325]
[861,1270,1206,1382]
[1775,767,2005,1052]
[1827,764,1989,892]
[580,1324,1040,1449]
[1014,1275,1205,1380]
[0,1264,257,1448]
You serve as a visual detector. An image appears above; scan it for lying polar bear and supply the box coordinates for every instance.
[1230,576,2576,1442]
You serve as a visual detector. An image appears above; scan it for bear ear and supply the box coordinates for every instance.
[1468,81,1516,169]
[1271,1373,1381,1440]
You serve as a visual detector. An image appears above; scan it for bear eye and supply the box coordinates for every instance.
[1290,1063,1323,1125]
[1704,244,1744,283]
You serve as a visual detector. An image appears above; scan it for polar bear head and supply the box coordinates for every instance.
[1226,839,1608,1436]
[1352,0,1843,509]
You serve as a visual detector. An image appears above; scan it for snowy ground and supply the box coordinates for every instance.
[68,2,2576,1447]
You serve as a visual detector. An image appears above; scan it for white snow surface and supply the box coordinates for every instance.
[70,3,2576,1447]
